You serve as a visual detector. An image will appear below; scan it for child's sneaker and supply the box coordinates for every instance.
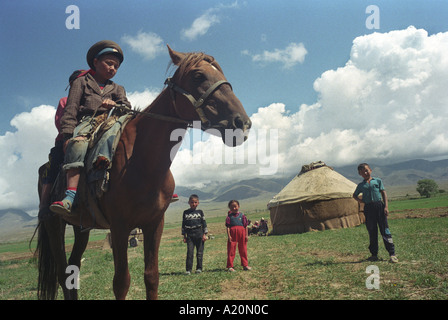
[389,255,399,263]
[50,189,76,217]
[367,255,379,262]
[50,199,73,216]
[243,266,252,271]
[227,267,235,272]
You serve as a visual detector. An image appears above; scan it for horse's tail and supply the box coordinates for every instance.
[35,221,59,300]
[34,163,59,299]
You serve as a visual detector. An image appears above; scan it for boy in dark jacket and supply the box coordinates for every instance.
[182,194,208,274]
[50,40,131,216]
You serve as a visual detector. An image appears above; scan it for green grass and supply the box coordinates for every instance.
[0,241,33,256]
[1,195,448,300]
[388,193,448,212]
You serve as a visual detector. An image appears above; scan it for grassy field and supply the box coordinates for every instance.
[1,194,447,300]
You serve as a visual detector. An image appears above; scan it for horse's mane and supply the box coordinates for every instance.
[139,52,224,113]
[173,52,224,79]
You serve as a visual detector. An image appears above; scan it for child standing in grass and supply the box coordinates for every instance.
[353,163,398,263]
[182,194,208,274]
[225,200,251,272]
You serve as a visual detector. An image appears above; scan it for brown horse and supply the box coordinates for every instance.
[36,45,251,300]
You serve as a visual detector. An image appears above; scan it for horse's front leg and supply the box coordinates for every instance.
[142,215,164,300]
[66,225,90,300]
[110,227,130,300]
[44,217,73,300]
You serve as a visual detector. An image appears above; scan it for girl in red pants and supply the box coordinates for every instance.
[225,200,252,272]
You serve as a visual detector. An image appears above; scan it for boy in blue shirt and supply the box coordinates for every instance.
[353,163,398,263]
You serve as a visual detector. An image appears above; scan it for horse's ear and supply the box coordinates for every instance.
[167,44,184,66]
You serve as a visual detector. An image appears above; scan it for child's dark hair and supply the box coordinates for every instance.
[357,163,370,171]
[228,199,239,208]
[189,194,199,201]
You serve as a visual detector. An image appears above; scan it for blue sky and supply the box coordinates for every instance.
[1,0,448,212]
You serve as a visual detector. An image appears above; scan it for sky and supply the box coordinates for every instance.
[1,0,448,214]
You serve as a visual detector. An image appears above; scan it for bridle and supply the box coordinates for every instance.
[164,77,232,129]
[111,76,232,129]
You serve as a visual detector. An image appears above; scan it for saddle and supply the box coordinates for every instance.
[85,113,133,197]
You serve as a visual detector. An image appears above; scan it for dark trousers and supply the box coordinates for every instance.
[186,232,204,272]
[364,201,395,256]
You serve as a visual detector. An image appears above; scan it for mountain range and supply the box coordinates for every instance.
[173,158,448,202]
[1,158,447,241]
[164,158,448,223]
[0,208,38,243]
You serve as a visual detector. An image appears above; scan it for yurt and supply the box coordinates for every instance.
[268,161,364,235]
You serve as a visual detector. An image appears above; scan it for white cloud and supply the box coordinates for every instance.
[243,42,308,69]
[294,27,448,162]
[171,26,448,186]
[181,2,239,41]
[121,31,165,60]
[0,105,57,212]
[181,10,220,41]
[127,87,161,110]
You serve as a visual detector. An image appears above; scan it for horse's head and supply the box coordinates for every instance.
[166,45,251,147]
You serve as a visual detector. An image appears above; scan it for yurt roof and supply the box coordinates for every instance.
[268,161,357,209]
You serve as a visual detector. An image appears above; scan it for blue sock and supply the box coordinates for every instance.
[63,188,77,203]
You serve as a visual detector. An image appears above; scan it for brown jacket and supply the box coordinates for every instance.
[60,73,131,136]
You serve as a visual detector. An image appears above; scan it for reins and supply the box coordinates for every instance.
[112,102,193,127]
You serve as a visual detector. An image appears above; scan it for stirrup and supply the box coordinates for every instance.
[50,199,72,217]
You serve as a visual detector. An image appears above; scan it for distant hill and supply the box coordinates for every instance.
[0,209,37,243]
[173,176,290,203]
[172,159,448,203]
[172,186,215,200]
[213,185,263,202]
[164,158,448,223]
[0,208,35,222]
[1,158,447,239]
[335,159,448,186]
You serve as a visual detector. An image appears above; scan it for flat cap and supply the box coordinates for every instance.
[86,40,124,70]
